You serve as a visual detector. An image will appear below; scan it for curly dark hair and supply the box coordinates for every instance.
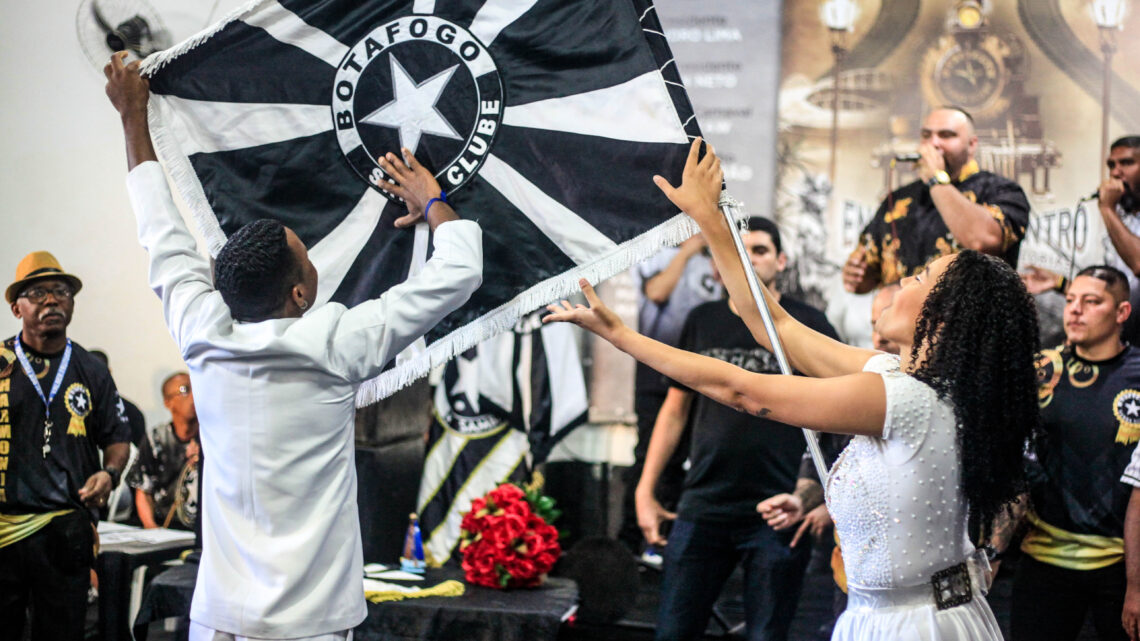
[214,219,301,322]
[910,250,1040,536]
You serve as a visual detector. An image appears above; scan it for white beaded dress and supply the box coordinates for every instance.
[827,354,1002,640]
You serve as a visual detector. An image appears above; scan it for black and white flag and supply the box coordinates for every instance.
[417,314,587,564]
[140,0,701,401]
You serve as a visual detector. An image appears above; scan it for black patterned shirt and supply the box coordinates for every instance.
[854,161,1030,285]
[127,421,198,529]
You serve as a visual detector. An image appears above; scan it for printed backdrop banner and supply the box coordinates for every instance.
[139,0,702,403]
[774,1,1140,305]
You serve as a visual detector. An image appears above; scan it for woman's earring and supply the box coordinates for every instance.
[298,298,309,311]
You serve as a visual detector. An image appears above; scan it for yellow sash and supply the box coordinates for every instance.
[0,509,73,549]
[365,579,465,603]
[1021,510,1124,570]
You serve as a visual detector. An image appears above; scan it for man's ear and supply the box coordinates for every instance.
[10,301,20,319]
[1118,300,1132,325]
[776,252,788,272]
[292,284,309,311]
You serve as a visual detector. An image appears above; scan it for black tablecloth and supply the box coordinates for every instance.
[134,565,577,641]
[96,534,195,641]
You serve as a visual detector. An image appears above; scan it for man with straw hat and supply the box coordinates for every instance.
[0,250,131,640]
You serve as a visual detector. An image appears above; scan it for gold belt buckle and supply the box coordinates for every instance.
[930,562,973,610]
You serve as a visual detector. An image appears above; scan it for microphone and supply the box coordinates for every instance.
[894,153,921,162]
[1080,189,1099,202]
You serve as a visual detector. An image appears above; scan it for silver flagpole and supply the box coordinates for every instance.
[717,193,830,491]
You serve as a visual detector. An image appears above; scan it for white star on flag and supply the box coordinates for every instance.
[359,56,461,154]
[451,353,481,413]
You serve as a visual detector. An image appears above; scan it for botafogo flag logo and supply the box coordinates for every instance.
[140,0,702,403]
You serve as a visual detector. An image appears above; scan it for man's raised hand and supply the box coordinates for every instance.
[105,51,157,169]
[104,51,149,120]
[376,149,452,229]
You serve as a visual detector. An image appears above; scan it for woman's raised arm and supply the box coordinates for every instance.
[652,139,878,378]
[544,280,886,437]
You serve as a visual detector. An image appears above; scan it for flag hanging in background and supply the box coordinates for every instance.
[140,0,702,403]
[416,313,587,565]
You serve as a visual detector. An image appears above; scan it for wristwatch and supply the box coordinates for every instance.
[979,544,1004,563]
[102,465,122,488]
[926,170,951,187]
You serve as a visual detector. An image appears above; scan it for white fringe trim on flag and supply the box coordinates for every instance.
[148,97,229,255]
[353,211,721,407]
[136,0,747,407]
[139,0,276,76]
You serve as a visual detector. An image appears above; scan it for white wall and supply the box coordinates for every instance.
[0,1,242,423]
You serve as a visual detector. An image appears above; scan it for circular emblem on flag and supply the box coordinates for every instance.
[331,16,504,201]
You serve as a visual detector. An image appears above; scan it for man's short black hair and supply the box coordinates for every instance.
[1075,264,1131,304]
[744,216,782,254]
[214,219,301,322]
[1110,136,1140,152]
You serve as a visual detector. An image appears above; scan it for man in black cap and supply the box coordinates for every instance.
[0,251,131,641]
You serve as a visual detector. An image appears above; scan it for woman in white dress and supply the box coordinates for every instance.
[545,140,1039,640]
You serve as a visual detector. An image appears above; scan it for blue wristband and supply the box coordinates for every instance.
[425,190,448,218]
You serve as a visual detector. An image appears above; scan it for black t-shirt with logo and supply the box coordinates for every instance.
[1030,344,1140,537]
[0,336,130,520]
[670,298,839,523]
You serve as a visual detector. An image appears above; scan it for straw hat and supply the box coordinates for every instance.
[6,251,83,304]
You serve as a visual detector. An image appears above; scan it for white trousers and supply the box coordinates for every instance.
[189,622,352,641]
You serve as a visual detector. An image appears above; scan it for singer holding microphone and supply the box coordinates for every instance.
[1097,137,1140,344]
[843,107,1031,293]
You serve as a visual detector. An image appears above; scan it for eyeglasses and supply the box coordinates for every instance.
[165,384,192,400]
[18,285,73,303]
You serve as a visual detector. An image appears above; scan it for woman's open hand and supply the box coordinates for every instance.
[543,279,626,343]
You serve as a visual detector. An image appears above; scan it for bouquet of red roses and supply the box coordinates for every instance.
[459,480,561,589]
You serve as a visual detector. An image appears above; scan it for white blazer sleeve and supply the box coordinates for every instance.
[126,161,229,355]
[323,219,483,382]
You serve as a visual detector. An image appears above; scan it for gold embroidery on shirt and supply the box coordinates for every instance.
[64,383,91,438]
[1113,389,1140,445]
[1036,349,1064,408]
[1068,360,1099,389]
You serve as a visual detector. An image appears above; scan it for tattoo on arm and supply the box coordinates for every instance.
[753,408,772,418]
[793,478,824,513]
[987,494,1029,552]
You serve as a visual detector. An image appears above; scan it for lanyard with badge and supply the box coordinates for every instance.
[14,334,72,458]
